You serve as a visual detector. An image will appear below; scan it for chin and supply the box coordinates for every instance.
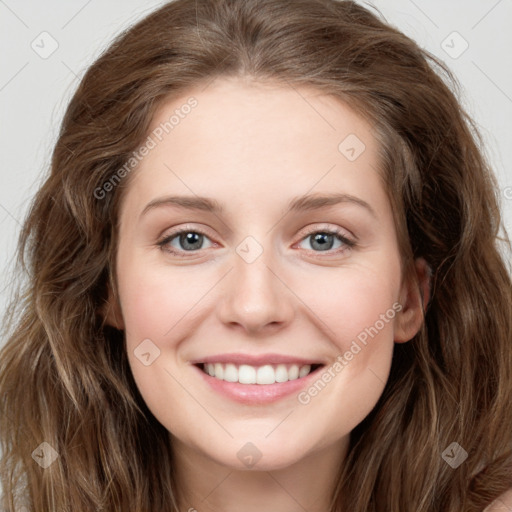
[203,435,318,472]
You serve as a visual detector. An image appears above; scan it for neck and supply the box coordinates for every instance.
[171,436,349,512]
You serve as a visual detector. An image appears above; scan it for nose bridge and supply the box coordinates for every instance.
[217,233,294,332]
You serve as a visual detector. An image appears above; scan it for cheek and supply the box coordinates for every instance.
[294,263,401,351]
[118,261,209,345]
[116,260,218,414]
[292,265,400,424]
[116,261,210,431]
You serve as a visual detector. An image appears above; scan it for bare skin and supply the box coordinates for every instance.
[106,76,429,511]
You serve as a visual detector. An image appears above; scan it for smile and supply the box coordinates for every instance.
[199,362,322,385]
[191,354,327,404]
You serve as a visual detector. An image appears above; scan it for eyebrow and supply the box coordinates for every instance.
[140,192,376,219]
[286,193,376,218]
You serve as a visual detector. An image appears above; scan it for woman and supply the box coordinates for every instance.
[1,0,511,510]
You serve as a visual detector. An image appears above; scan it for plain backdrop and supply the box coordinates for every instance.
[0,0,511,346]
[0,0,511,503]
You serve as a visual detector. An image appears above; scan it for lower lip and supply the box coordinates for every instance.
[193,364,324,404]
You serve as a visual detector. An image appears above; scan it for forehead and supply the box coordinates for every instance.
[120,77,387,219]
[149,76,376,160]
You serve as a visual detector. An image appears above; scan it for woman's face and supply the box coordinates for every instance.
[110,77,422,471]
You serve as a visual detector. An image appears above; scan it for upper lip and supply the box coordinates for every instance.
[190,353,326,366]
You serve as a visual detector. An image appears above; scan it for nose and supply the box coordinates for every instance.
[217,245,295,335]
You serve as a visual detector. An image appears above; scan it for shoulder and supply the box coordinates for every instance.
[484,488,512,511]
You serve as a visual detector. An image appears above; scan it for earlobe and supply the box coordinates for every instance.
[101,283,125,330]
[394,257,431,343]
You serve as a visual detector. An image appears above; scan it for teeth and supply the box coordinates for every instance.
[288,365,299,380]
[223,363,238,382]
[299,365,311,378]
[202,362,313,384]
[256,365,275,384]
[214,363,224,380]
[275,364,289,382]
[239,364,256,384]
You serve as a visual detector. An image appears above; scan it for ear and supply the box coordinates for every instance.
[101,282,125,330]
[394,257,431,343]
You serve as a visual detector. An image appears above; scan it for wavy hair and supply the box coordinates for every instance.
[1,0,511,510]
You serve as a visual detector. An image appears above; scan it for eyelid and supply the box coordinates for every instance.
[295,223,356,243]
[157,223,356,257]
[156,224,218,255]
[293,226,356,256]
[157,224,216,242]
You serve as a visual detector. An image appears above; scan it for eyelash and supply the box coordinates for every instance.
[157,226,356,258]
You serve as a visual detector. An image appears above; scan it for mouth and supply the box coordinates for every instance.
[190,353,328,403]
[195,362,324,385]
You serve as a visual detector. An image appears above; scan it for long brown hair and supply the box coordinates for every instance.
[1,0,511,510]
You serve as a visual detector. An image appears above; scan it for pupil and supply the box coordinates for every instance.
[177,232,335,252]
[312,233,333,251]
[181,232,202,250]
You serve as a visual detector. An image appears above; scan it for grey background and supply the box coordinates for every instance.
[1,0,511,345]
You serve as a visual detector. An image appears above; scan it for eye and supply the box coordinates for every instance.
[296,228,355,254]
[157,228,214,255]
[157,225,356,258]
